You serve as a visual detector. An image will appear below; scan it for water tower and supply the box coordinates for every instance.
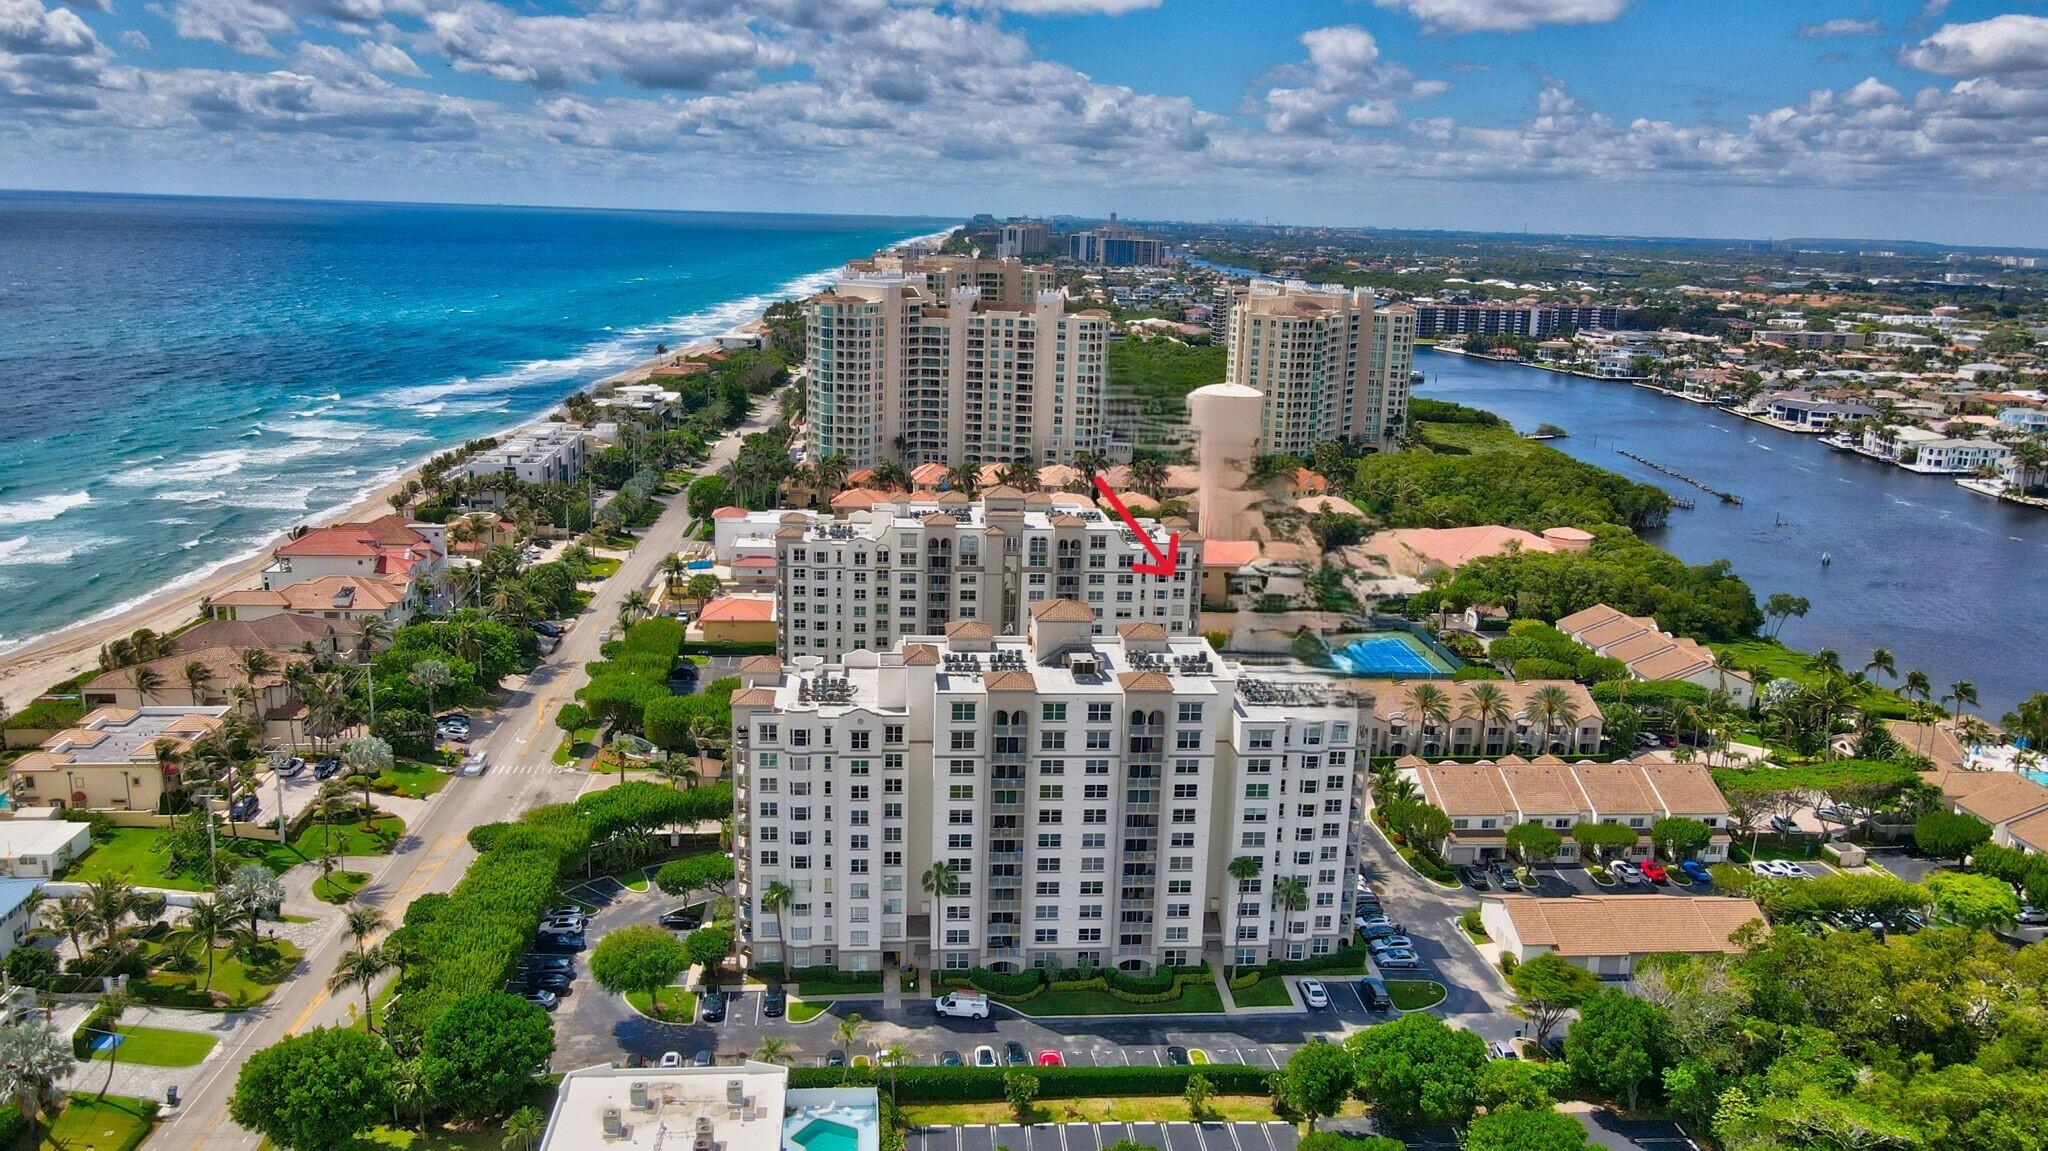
[1187,382,1264,540]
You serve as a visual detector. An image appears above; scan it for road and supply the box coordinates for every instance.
[153,394,785,1149]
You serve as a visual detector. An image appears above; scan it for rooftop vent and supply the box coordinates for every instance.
[629,1082,651,1110]
[602,1106,626,1138]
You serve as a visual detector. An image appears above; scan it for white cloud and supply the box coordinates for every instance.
[1799,17,1882,39]
[119,28,150,51]
[419,1,792,90]
[1256,24,1442,135]
[1841,76,1899,107]
[1370,0,1631,35]
[957,0,1160,13]
[1902,14,2048,75]
[357,40,422,77]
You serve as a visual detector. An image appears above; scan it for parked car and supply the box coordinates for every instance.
[1300,979,1330,1009]
[1771,860,1809,879]
[1491,864,1521,891]
[1360,922,1403,942]
[1634,732,1664,749]
[278,757,307,779]
[1004,1042,1027,1067]
[2018,905,2048,926]
[545,905,583,920]
[1611,860,1645,885]
[825,1050,845,1069]
[940,1051,963,1067]
[541,913,587,932]
[313,756,344,781]
[533,932,584,952]
[934,992,989,1019]
[973,1046,997,1068]
[1639,861,1668,884]
[1749,859,1776,877]
[524,955,574,974]
[1681,859,1713,885]
[527,972,571,992]
[1488,1041,1519,1061]
[532,621,562,638]
[761,986,785,1018]
[699,989,726,1023]
[522,990,558,1011]
[661,906,705,930]
[659,1051,683,1069]
[1770,814,1799,835]
[1036,1051,1064,1067]
[1166,1046,1189,1065]
[1375,950,1423,970]
[1354,874,1372,893]
[1460,865,1492,890]
[229,795,259,821]
[1368,935,1414,955]
[1357,977,1390,1011]
[692,1050,713,1067]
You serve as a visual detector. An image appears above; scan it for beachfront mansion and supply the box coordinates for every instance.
[803,256,1110,469]
[730,606,1370,975]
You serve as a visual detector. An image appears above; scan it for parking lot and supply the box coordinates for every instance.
[906,1120,1305,1151]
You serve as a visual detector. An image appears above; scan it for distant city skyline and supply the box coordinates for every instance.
[10,1,2048,246]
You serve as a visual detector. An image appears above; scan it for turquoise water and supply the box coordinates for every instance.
[0,192,941,651]
[792,1118,860,1151]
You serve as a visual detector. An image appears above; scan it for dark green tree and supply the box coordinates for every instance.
[229,1027,395,1150]
[421,992,556,1121]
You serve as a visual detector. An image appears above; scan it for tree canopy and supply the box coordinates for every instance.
[230,1026,395,1150]
[1346,1010,1489,1126]
[421,992,556,1121]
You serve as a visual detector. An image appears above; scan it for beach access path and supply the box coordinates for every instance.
[148,388,787,1151]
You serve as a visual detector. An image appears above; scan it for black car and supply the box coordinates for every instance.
[1460,865,1491,890]
[1491,864,1522,892]
[761,986,786,1018]
[527,972,572,992]
[660,907,704,930]
[1004,1041,1028,1066]
[1166,1046,1189,1066]
[532,621,562,638]
[533,932,585,952]
[525,955,574,973]
[692,1050,713,1067]
[941,1050,963,1067]
[313,756,344,781]
[699,989,727,1023]
[825,1050,846,1068]
[1360,921,1403,942]
[229,794,259,821]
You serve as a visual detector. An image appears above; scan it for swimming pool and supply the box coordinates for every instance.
[791,1118,860,1151]
[1326,631,1455,677]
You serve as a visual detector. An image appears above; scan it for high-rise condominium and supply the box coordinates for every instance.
[805,257,1108,469]
[1224,279,1414,455]
[730,606,1370,976]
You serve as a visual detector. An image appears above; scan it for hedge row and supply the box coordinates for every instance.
[787,1065,1271,1102]
[939,963,1209,999]
[1227,971,1263,992]
[1234,944,1372,979]
[680,641,777,656]
[749,964,883,990]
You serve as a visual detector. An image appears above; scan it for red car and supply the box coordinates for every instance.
[1640,861,1669,883]
[1036,1050,1064,1066]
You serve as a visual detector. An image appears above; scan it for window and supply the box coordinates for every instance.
[1087,703,1113,723]
[1248,729,1274,750]
[1042,703,1066,723]
[948,785,975,801]
[951,702,976,723]
[1177,702,1203,723]
[848,730,870,751]
[1244,783,1269,799]
[950,731,976,751]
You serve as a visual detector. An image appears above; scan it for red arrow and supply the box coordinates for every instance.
[1093,475,1181,577]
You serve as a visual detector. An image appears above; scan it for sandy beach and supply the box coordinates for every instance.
[0,335,731,715]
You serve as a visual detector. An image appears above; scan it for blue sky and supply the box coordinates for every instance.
[8,0,2048,244]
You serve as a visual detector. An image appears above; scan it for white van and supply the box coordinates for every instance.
[933,991,989,1019]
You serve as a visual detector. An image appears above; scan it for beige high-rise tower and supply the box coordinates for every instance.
[1187,382,1264,541]
[1224,279,1413,454]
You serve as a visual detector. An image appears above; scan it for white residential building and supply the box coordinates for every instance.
[805,266,1109,470]
[768,491,1201,662]
[1224,279,1414,454]
[461,423,590,487]
[730,607,1369,975]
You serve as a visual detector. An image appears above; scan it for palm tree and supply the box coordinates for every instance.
[130,664,163,705]
[0,1019,77,1147]
[392,1057,432,1133]
[812,453,851,500]
[653,756,699,791]
[177,897,233,991]
[878,1040,913,1103]
[761,881,793,940]
[1944,680,1978,726]
[833,1014,867,1083]
[921,861,959,969]
[1130,459,1169,499]
[661,554,688,594]
[345,902,387,957]
[622,589,651,624]
[1902,670,1933,753]
[239,648,278,695]
[1863,648,1897,683]
[329,945,392,1032]
[501,1105,545,1151]
[943,462,980,497]
[871,460,911,493]
[182,659,215,705]
[755,1036,795,1066]
[1272,876,1309,941]
[1227,855,1262,905]
[342,735,393,830]
[83,876,141,950]
[1527,685,1580,753]
[1462,682,1514,754]
[409,659,453,720]
[49,896,96,961]
[91,988,134,1100]
[1405,684,1452,755]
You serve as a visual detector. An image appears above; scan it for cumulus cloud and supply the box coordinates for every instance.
[957,0,1160,12]
[1902,14,2048,75]
[1799,17,1882,39]
[1370,0,1631,35]
[356,40,422,77]
[420,1,791,90]
[1257,24,1443,135]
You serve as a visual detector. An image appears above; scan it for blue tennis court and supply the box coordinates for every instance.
[1327,632,1451,676]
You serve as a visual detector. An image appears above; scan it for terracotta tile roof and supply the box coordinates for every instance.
[697,597,775,623]
[909,462,950,485]
[1030,599,1094,623]
[1117,622,1167,640]
[733,555,777,569]
[901,644,942,666]
[2007,807,2048,853]
[1572,762,1657,814]
[87,646,310,696]
[1954,776,2048,825]
[985,671,1039,692]
[1635,761,1730,815]
[945,620,994,639]
[738,656,783,674]
[1412,763,1513,818]
[981,484,1023,499]
[1493,895,1763,957]
[1922,769,2008,800]
[1495,762,1590,816]
[1556,604,1628,633]
[711,506,750,520]
[1201,540,1262,567]
[276,526,382,558]
[176,614,360,653]
[1118,671,1174,692]
[730,688,780,707]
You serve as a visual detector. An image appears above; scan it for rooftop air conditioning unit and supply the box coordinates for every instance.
[629,1082,651,1110]
[725,1079,745,1105]
[602,1106,626,1138]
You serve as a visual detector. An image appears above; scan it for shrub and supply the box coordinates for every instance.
[555,703,590,732]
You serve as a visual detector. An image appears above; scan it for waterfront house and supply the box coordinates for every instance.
[8,706,229,812]
[1353,524,1579,580]
[1364,679,1603,758]
[460,423,590,487]
[177,614,362,658]
[1758,393,1876,430]
[261,516,445,608]
[1480,895,1762,977]
[540,1061,878,1151]
[1556,604,1755,708]
[82,645,311,746]
[0,820,91,879]
[1927,770,2048,851]
[1396,754,1732,865]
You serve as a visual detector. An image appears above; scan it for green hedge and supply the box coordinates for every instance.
[787,1065,1270,1102]
[73,1006,116,1058]
[939,963,1208,1000]
[1227,971,1262,992]
[1231,944,1371,978]
[680,641,777,656]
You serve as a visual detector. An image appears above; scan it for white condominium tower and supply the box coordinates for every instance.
[730,607,1370,976]
[762,491,1201,662]
[1224,279,1414,454]
[805,257,1109,470]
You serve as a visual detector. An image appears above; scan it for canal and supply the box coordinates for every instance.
[1413,347,2045,717]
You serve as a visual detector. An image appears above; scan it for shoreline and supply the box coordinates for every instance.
[0,225,953,714]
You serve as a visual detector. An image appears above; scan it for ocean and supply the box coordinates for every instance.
[0,192,941,652]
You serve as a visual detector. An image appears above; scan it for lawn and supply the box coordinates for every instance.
[553,726,598,766]
[314,871,372,903]
[606,866,650,892]
[795,977,885,998]
[63,828,207,892]
[43,1094,158,1151]
[1732,839,1831,864]
[1227,977,1295,1008]
[138,938,302,1010]
[88,1024,218,1067]
[243,816,406,872]
[374,761,452,799]
[1008,983,1225,1017]
[902,1095,1360,1127]
[625,988,696,1023]
[1387,980,1447,1010]
[584,557,622,579]
[787,1000,832,1023]
[1710,638,1915,718]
